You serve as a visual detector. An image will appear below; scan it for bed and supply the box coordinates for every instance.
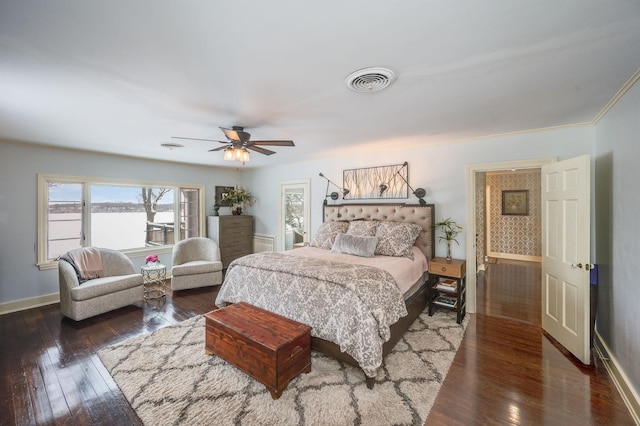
[215,203,435,388]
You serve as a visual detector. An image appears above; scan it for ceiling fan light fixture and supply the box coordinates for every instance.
[345,67,396,93]
[174,125,293,164]
[224,147,250,164]
[241,148,250,163]
[223,147,235,161]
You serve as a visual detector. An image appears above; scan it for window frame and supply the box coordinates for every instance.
[37,174,205,270]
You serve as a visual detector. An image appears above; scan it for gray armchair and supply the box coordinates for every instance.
[59,248,143,321]
[171,237,223,290]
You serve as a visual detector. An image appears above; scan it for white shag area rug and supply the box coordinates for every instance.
[98,309,468,426]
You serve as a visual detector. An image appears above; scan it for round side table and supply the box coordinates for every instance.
[141,263,167,300]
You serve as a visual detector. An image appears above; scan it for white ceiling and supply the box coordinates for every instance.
[1,1,639,168]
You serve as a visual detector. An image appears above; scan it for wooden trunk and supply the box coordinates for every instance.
[204,302,311,399]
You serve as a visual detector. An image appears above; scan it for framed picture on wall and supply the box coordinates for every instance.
[215,186,235,206]
[502,190,528,215]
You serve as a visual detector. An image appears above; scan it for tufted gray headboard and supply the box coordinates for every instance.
[323,203,435,260]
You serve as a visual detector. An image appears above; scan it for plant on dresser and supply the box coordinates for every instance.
[222,186,256,215]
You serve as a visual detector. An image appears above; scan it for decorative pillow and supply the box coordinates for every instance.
[374,221,423,259]
[310,221,350,250]
[330,233,378,257]
[346,220,379,236]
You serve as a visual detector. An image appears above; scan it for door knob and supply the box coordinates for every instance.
[571,263,583,269]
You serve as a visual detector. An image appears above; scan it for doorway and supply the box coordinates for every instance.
[279,179,311,252]
[465,158,556,314]
[481,169,543,266]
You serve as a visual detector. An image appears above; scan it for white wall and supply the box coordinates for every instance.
[595,79,640,396]
[246,126,594,260]
[0,141,239,306]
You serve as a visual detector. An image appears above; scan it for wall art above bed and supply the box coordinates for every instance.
[343,163,408,200]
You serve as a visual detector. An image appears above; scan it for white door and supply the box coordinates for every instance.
[541,155,591,364]
[280,180,310,251]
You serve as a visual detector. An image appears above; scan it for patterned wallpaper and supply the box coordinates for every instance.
[486,170,541,258]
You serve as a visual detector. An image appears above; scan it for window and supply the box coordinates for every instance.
[280,179,310,251]
[37,175,204,269]
[47,182,84,258]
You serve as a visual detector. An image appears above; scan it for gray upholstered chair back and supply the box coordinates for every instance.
[99,248,136,277]
[172,237,220,266]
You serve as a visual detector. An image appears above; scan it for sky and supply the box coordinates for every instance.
[49,183,173,204]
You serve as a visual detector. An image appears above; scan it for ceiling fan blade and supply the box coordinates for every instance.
[208,145,229,152]
[251,140,295,146]
[246,145,276,155]
[172,136,227,143]
[220,126,251,143]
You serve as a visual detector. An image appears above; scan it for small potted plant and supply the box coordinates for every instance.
[223,186,256,215]
[434,218,463,260]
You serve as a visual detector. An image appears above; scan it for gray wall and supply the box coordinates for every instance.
[595,79,640,396]
[245,126,593,260]
[0,141,240,305]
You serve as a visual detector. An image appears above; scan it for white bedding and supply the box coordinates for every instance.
[283,245,428,295]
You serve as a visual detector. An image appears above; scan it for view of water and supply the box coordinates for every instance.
[92,211,174,249]
[49,211,174,256]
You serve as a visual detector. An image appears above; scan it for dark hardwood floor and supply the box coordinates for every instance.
[1,263,634,425]
[1,286,220,425]
[428,260,634,425]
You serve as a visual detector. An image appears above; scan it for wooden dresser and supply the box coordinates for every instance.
[207,215,253,268]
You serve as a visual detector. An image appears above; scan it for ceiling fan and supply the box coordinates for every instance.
[172,126,295,163]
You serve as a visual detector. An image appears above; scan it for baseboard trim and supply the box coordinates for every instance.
[0,293,60,316]
[594,330,640,424]
[486,252,542,263]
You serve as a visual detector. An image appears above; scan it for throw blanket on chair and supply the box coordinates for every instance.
[59,247,103,282]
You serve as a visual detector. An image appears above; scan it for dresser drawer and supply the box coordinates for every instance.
[220,216,253,229]
[224,244,251,256]
[207,215,253,268]
[219,227,253,243]
[430,257,466,279]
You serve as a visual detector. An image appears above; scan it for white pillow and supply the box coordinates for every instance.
[331,233,378,257]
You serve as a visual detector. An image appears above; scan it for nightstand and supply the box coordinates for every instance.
[428,257,466,324]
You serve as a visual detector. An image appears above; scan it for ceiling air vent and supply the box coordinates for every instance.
[345,67,396,93]
[161,142,184,150]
